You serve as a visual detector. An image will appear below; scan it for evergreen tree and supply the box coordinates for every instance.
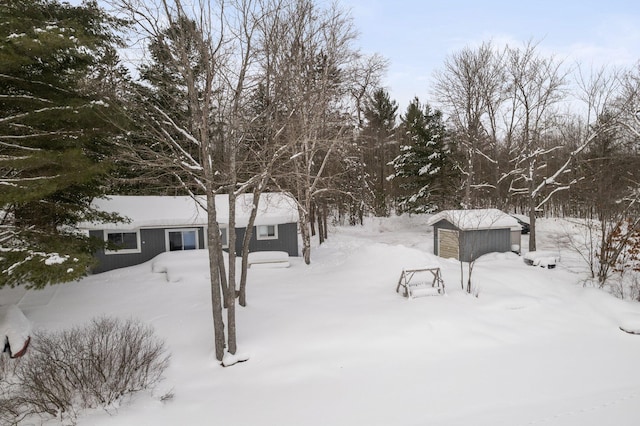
[389,97,458,214]
[0,0,125,288]
[361,88,398,216]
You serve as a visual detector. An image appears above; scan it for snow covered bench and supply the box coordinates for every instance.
[523,251,560,269]
[396,267,445,298]
[1,304,32,358]
[247,251,290,268]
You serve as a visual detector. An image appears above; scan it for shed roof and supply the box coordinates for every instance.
[81,193,299,230]
[427,209,520,231]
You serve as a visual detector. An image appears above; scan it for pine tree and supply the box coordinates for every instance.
[389,97,457,214]
[0,0,125,288]
[361,88,398,216]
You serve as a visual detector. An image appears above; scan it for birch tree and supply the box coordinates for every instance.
[265,0,361,264]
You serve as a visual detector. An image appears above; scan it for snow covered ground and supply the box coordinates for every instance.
[3,216,640,425]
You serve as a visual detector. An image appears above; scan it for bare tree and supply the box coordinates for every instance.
[500,41,569,250]
[265,0,361,264]
[111,0,259,362]
[433,41,505,208]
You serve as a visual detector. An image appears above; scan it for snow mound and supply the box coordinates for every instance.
[151,250,211,282]
[0,304,32,358]
[618,314,640,334]
[248,251,290,268]
[523,251,560,268]
[222,350,250,367]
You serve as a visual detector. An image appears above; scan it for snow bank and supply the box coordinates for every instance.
[523,250,561,268]
[248,251,290,268]
[151,250,211,282]
[4,215,640,426]
[619,313,640,334]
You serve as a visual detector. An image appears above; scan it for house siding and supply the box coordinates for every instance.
[90,224,297,273]
[234,223,298,257]
[90,227,206,273]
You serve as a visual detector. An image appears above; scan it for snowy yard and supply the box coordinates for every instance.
[3,216,640,425]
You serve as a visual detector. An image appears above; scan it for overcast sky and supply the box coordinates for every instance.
[340,0,640,110]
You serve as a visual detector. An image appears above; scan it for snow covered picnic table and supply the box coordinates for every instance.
[1,304,32,358]
[247,251,290,268]
[523,251,561,269]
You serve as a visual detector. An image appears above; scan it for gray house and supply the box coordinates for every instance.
[82,193,299,273]
[428,209,521,262]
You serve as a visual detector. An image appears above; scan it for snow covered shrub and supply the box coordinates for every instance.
[0,354,22,425]
[13,317,169,424]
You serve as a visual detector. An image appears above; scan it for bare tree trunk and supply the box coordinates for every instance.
[217,246,228,307]
[298,205,311,264]
[322,203,328,241]
[317,202,325,245]
[310,201,316,237]
[238,189,261,306]
[528,192,537,252]
[226,189,237,355]
[205,191,226,361]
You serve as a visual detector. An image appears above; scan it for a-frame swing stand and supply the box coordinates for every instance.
[396,267,445,298]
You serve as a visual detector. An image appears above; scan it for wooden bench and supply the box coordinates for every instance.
[247,251,290,268]
[396,267,445,298]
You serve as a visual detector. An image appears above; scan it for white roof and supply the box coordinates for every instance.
[81,193,299,230]
[427,209,520,231]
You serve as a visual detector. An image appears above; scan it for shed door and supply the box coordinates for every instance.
[438,229,459,260]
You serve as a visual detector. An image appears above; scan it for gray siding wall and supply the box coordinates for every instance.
[91,223,297,273]
[90,227,206,273]
[459,228,511,262]
[234,222,298,257]
[432,219,512,262]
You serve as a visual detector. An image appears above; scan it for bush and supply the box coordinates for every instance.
[0,354,22,425]
[5,317,169,424]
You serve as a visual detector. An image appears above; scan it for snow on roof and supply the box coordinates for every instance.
[427,209,521,231]
[81,193,299,230]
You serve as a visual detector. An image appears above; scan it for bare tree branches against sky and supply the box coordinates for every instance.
[70,0,640,109]
[341,0,640,108]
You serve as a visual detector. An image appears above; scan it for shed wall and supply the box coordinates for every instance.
[432,219,514,262]
[459,228,511,262]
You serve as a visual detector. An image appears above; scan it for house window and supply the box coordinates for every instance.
[104,230,141,254]
[256,224,278,240]
[166,228,199,251]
